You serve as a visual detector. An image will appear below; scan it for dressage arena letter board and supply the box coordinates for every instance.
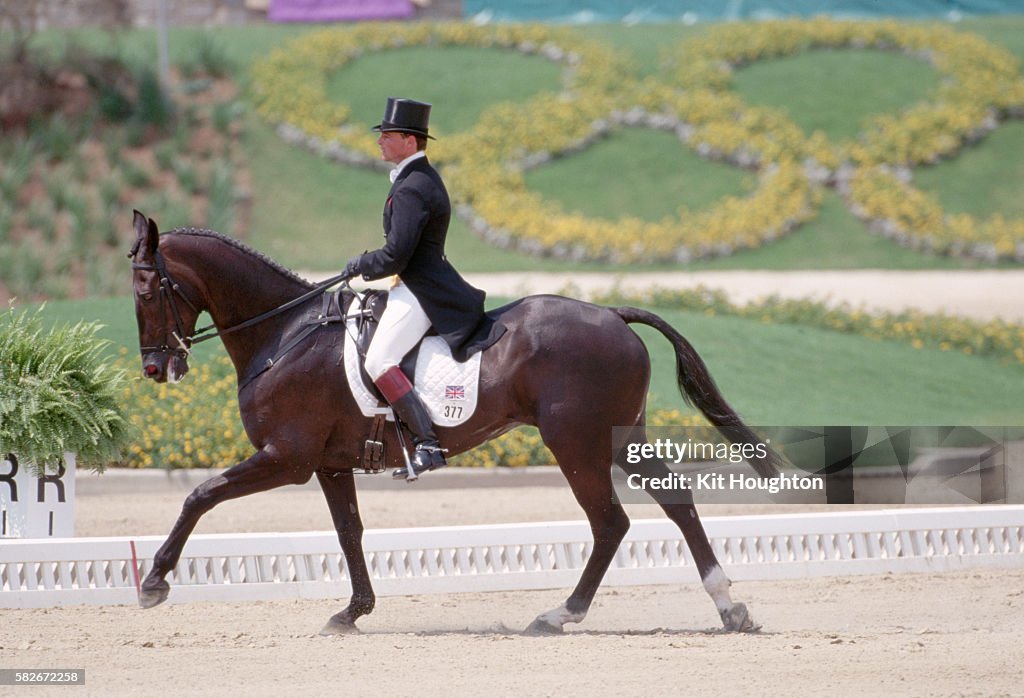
[0,453,75,538]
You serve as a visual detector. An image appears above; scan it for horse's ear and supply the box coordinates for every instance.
[146,217,160,255]
[130,210,160,259]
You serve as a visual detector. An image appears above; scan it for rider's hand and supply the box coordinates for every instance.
[342,255,362,280]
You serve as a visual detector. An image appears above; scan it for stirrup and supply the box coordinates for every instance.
[392,444,447,480]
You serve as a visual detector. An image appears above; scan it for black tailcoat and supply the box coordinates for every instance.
[353,156,497,360]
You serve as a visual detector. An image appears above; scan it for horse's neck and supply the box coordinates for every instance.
[167,233,313,362]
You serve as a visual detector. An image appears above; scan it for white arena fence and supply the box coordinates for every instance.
[1,506,1022,608]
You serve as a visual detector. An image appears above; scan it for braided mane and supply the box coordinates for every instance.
[165,227,314,290]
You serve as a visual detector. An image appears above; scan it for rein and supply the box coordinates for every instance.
[189,272,350,346]
[132,248,350,357]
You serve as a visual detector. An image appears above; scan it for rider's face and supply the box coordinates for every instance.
[377,131,418,165]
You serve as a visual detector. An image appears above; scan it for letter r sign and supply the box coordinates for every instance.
[0,453,76,538]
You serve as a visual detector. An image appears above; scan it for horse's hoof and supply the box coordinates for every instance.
[319,618,360,636]
[720,602,761,633]
[138,580,170,609]
[524,618,563,636]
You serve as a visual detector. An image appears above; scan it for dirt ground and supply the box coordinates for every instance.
[3,480,1022,697]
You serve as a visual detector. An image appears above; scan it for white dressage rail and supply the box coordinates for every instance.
[1,506,1022,608]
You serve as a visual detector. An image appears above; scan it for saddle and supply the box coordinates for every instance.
[342,290,491,474]
[349,289,428,403]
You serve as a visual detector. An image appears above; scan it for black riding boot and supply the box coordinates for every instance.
[374,366,447,479]
[389,389,447,478]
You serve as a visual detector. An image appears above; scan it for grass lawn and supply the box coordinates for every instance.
[523,127,755,222]
[36,296,1024,428]
[729,48,940,141]
[913,120,1024,220]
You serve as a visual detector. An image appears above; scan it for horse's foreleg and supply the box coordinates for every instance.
[315,470,375,635]
[139,447,309,609]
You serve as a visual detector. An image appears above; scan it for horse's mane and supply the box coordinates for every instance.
[165,227,315,290]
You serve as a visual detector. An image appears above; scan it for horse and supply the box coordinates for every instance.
[127,210,782,635]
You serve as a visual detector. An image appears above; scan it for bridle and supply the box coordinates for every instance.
[131,246,350,363]
[131,248,199,362]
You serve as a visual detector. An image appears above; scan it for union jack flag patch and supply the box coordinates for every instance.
[445,385,466,401]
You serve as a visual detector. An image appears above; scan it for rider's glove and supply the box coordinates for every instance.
[342,255,362,280]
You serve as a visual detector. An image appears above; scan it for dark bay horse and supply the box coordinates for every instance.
[128,211,781,634]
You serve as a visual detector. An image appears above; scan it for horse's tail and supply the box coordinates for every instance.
[614,306,782,479]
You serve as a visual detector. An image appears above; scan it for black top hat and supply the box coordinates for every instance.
[372,97,435,139]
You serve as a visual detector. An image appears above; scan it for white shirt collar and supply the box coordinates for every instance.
[389,150,427,183]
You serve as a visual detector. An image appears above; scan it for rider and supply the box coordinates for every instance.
[342,97,494,478]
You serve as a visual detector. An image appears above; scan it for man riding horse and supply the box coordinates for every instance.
[342,98,501,479]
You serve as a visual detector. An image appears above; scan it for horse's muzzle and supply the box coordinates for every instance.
[142,352,189,384]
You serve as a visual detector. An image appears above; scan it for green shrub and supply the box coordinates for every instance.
[0,242,45,298]
[46,178,67,212]
[99,174,123,211]
[0,306,134,474]
[133,68,173,130]
[178,33,236,78]
[31,114,79,163]
[173,159,201,195]
[154,141,177,170]
[0,201,11,245]
[0,141,34,203]
[26,198,54,234]
[96,81,134,122]
[206,161,235,232]
[118,158,151,188]
[212,102,237,135]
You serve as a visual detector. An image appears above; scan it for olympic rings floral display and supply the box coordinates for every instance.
[250,22,632,166]
[251,18,1024,263]
[668,18,1024,169]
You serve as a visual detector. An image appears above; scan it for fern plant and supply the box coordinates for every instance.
[0,305,134,474]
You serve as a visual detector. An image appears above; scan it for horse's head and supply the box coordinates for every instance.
[129,211,201,384]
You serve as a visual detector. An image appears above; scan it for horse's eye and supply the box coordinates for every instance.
[141,292,154,302]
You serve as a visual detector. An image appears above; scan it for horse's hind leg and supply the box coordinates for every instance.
[316,470,375,635]
[139,447,310,608]
[665,498,758,632]
[525,426,631,635]
[621,427,759,632]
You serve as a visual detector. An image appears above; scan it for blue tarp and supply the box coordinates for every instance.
[464,0,1019,23]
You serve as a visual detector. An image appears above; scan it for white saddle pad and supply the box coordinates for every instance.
[343,294,482,427]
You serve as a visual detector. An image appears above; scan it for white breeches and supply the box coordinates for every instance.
[364,282,432,381]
